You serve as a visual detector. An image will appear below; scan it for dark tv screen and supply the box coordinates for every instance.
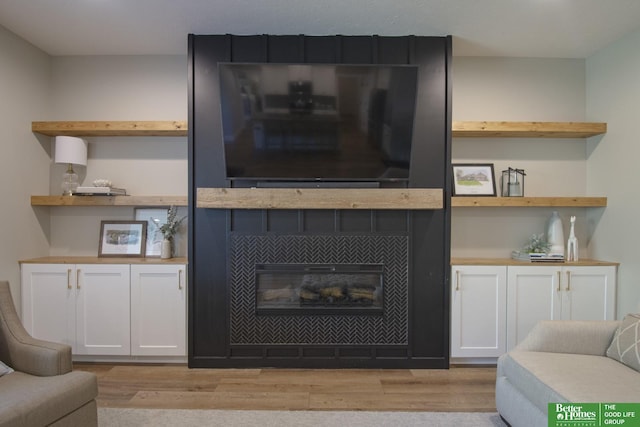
[219,63,419,181]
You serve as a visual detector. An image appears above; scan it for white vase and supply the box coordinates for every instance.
[161,239,173,259]
[546,211,564,256]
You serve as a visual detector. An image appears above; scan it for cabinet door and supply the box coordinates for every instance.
[561,266,616,321]
[75,264,130,355]
[21,263,76,351]
[130,264,187,356]
[507,266,562,350]
[451,265,507,358]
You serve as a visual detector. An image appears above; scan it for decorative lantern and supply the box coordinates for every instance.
[501,167,525,197]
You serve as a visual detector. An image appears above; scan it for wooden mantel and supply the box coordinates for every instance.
[196,188,443,210]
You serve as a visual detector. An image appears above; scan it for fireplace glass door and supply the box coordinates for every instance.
[255,264,384,315]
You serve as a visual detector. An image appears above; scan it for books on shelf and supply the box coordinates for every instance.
[511,251,564,262]
[74,186,127,196]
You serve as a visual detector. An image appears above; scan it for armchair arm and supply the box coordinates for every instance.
[0,281,72,376]
[516,320,620,356]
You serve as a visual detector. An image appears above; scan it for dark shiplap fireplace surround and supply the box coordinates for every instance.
[188,34,452,368]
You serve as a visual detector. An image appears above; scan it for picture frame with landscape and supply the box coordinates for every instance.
[452,163,497,196]
[98,220,147,257]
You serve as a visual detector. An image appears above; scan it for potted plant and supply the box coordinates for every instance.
[522,233,551,254]
[153,206,185,259]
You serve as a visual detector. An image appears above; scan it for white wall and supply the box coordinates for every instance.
[0,25,51,309]
[586,28,640,316]
[47,55,189,257]
[451,57,590,258]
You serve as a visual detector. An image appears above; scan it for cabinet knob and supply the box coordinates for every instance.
[67,269,72,289]
[557,271,561,292]
[566,271,571,291]
[178,269,183,290]
[455,270,460,291]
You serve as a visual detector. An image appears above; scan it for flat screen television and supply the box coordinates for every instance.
[218,63,419,182]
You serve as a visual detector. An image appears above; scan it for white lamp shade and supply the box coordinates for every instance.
[54,136,87,166]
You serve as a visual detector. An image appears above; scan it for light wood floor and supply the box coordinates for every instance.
[74,364,497,412]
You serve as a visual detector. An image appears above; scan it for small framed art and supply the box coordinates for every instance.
[135,208,168,257]
[452,163,497,196]
[98,220,147,257]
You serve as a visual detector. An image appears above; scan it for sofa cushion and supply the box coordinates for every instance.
[0,370,97,426]
[606,313,640,372]
[499,350,640,415]
[0,360,12,377]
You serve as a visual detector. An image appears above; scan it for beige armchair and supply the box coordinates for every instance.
[0,281,98,426]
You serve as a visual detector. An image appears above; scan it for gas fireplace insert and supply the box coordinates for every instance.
[255,263,384,315]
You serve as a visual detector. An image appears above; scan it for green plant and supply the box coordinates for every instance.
[153,206,185,241]
[522,233,551,254]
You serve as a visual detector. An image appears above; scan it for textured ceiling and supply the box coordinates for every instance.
[1,0,640,57]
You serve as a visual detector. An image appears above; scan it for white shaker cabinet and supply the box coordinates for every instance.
[450,265,507,358]
[506,265,616,350]
[21,259,188,359]
[559,266,616,321]
[130,264,187,356]
[450,260,617,361]
[21,263,75,349]
[21,263,130,355]
[506,265,561,350]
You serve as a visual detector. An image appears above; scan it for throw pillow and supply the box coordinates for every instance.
[607,313,640,372]
[0,360,14,377]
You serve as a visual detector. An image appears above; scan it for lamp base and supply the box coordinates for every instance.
[61,164,79,196]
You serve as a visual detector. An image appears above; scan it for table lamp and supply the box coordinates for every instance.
[54,136,87,195]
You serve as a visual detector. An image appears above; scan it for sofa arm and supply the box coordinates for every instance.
[0,281,72,376]
[516,320,620,356]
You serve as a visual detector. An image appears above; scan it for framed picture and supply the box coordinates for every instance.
[452,163,497,196]
[135,208,168,257]
[98,221,147,257]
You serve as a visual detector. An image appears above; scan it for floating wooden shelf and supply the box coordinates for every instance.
[31,195,187,207]
[451,196,606,208]
[32,121,187,137]
[197,188,443,210]
[31,120,605,138]
[30,120,607,208]
[452,121,606,138]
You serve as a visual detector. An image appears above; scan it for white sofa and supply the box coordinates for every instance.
[496,319,640,427]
